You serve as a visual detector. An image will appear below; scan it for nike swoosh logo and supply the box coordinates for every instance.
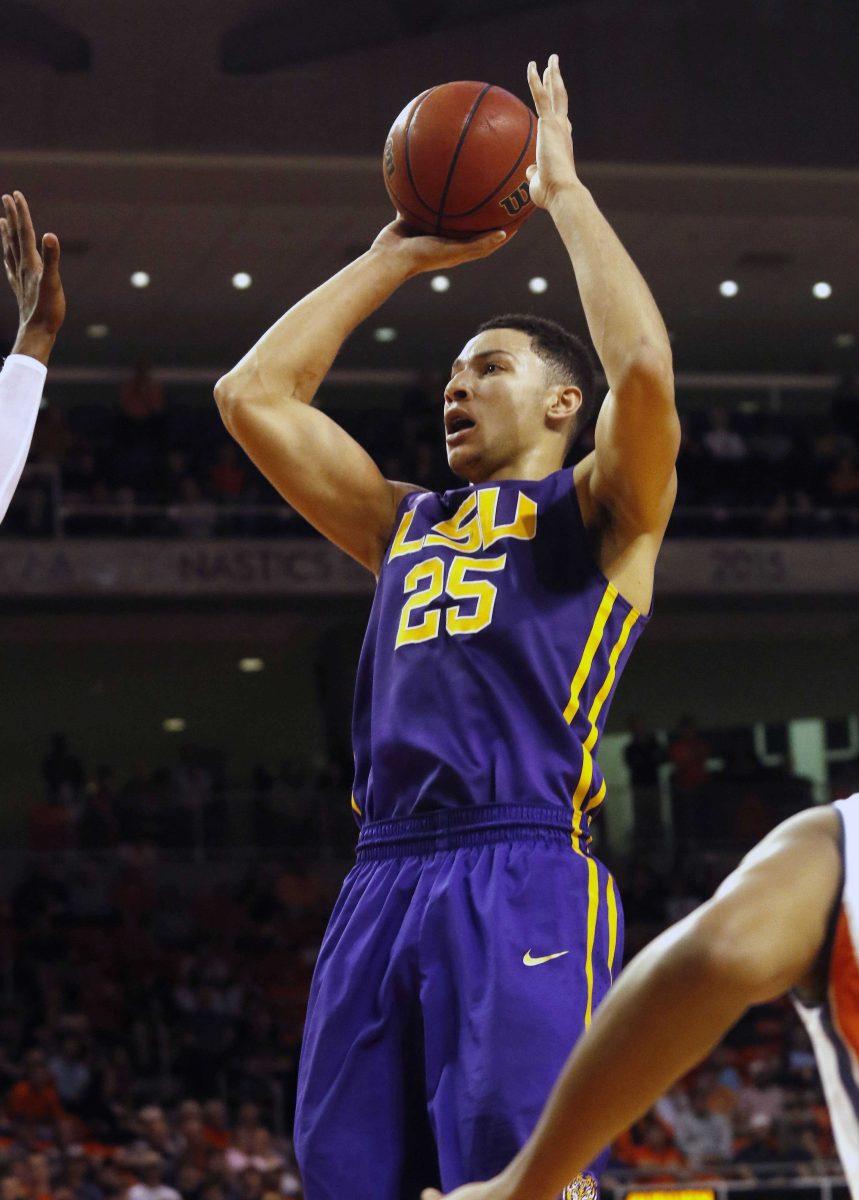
[523,949,571,966]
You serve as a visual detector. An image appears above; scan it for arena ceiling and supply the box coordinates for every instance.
[0,0,857,376]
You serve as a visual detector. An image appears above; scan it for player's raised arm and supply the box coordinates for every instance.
[424,804,841,1200]
[214,220,509,574]
[0,191,65,523]
[526,56,679,536]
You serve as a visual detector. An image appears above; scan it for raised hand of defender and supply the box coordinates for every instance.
[372,218,510,278]
[526,54,577,210]
[1,191,65,339]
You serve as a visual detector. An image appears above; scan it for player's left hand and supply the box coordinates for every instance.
[526,54,578,211]
[2,191,66,355]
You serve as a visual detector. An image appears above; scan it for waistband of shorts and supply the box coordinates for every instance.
[355,804,574,859]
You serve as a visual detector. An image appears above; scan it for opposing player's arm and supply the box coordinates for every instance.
[215,220,509,574]
[526,57,679,535]
[0,191,65,523]
[425,804,842,1200]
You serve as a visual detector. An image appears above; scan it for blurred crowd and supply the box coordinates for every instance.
[4,364,859,539]
[605,1001,839,1187]
[3,721,858,1197]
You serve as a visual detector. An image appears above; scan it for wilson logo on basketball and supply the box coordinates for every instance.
[499,179,531,216]
[384,136,395,178]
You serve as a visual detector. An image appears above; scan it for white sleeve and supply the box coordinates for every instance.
[0,352,47,524]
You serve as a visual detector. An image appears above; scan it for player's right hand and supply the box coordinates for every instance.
[1,191,66,339]
[371,217,511,277]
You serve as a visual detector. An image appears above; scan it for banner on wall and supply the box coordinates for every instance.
[0,538,854,598]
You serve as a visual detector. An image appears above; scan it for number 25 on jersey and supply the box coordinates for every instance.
[396,554,507,648]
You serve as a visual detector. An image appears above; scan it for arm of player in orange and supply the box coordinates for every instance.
[423,804,842,1200]
[526,56,679,537]
[214,220,508,574]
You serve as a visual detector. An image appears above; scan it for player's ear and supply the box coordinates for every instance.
[547,384,582,430]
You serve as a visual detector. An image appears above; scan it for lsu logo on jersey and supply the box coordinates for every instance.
[563,1175,598,1200]
[389,488,537,649]
[388,487,537,561]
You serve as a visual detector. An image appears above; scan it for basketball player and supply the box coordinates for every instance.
[0,191,65,522]
[215,55,678,1199]
[425,798,858,1200]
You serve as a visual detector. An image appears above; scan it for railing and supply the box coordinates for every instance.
[4,484,859,541]
[604,1161,848,1199]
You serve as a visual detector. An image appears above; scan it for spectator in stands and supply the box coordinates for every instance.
[209,444,247,503]
[614,1114,684,1175]
[201,1100,230,1152]
[31,401,72,466]
[623,718,664,845]
[42,734,85,804]
[48,1036,92,1113]
[126,1153,180,1200]
[668,716,711,848]
[669,1084,733,1168]
[169,476,217,538]
[61,1148,105,1200]
[702,406,748,462]
[119,360,165,446]
[78,768,121,850]
[825,450,859,506]
[6,1050,65,1134]
[132,1107,181,1167]
[734,1112,777,1166]
[736,1058,785,1129]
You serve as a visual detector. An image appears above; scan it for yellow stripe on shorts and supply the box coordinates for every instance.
[583,857,600,1028]
[606,874,618,981]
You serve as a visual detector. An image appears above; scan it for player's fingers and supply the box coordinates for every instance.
[549,52,569,117]
[14,191,39,265]
[0,219,13,284]
[41,232,60,274]
[421,1190,443,1199]
[2,196,20,268]
[527,60,547,113]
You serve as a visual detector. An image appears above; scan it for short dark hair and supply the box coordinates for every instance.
[476,313,597,451]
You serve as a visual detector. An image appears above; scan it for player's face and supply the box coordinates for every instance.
[443,328,554,481]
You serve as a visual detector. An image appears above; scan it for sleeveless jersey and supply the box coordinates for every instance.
[795,794,859,1196]
[350,467,649,848]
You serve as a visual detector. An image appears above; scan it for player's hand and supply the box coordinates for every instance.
[421,1173,525,1200]
[526,54,578,211]
[371,218,510,278]
[2,191,65,364]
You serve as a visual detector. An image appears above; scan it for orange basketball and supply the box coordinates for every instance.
[383,81,537,240]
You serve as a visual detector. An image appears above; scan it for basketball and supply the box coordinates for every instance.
[383,81,537,239]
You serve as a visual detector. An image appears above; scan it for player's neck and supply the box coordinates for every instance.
[468,447,565,485]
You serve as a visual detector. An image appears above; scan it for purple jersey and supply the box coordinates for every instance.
[351,466,649,849]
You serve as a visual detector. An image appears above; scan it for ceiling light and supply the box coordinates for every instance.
[162,717,186,733]
[834,333,855,349]
[130,271,150,288]
[719,280,739,297]
[232,272,252,290]
[239,657,265,673]
[430,275,450,293]
[812,281,832,299]
[374,326,397,343]
[528,276,548,294]
[86,323,109,338]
